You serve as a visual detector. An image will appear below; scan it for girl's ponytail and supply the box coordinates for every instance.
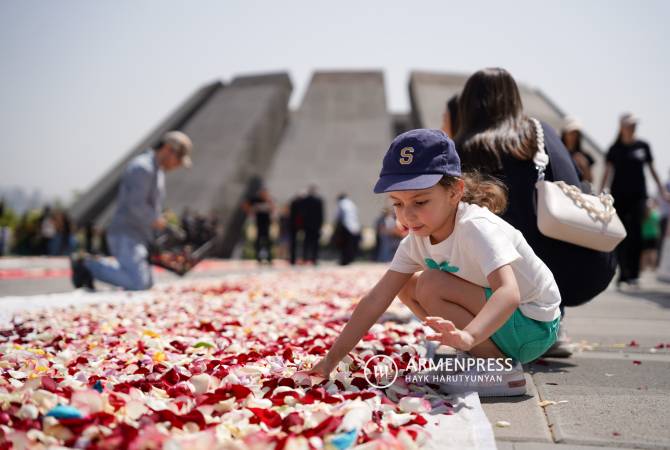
[439,173,508,215]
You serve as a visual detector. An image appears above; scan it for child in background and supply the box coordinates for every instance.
[641,199,661,271]
[308,129,561,396]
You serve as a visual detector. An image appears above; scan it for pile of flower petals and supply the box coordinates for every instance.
[0,267,453,449]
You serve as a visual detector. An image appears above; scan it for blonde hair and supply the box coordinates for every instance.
[439,173,508,215]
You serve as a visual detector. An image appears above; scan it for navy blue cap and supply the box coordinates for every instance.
[373,129,461,193]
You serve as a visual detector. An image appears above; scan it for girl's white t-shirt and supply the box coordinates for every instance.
[389,202,561,322]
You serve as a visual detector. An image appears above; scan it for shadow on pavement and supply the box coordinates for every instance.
[620,288,670,309]
[525,359,577,374]
[479,394,535,404]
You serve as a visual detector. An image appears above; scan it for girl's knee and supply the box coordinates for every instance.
[415,270,443,300]
[396,273,418,302]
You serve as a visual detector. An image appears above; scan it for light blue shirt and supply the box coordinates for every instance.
[107,151,165,244]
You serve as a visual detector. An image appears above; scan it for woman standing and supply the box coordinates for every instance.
[455,68,616,357]
[600,114,670,287]
[561,118,594,184]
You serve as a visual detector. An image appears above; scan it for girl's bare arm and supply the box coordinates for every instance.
[312,270,412,375]
[463,264,520,347]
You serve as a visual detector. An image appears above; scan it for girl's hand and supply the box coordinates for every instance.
[310,358,333,378]
[305,357,335,379]
[424,317,475,352]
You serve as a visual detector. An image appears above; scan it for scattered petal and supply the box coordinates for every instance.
[193,341,215,349]
[45,405,84,419]
[538,400,557,407]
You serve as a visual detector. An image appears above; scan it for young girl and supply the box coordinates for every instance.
[309,128,561,396]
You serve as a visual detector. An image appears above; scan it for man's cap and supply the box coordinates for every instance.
[163,130,193,168]
[620,112,639,126]
[373,129,461,194]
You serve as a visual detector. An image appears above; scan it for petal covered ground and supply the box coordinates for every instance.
[0,267,458,449]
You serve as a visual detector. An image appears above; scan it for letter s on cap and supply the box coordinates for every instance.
[399,147,414,165]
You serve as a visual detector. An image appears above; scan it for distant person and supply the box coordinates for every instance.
[243,186,275,264]
[71,131,193,290]
[52,210,76,255]
[375,208,405,262]
[39,206,56,255]
[277,204,291,260]
[301,185,324,264]
[640,199,661,271]
[288,190,306,265]
[600,113,670,287]
[0,226,9,256]
[0,200,12,256]
[333,193,361,265]
[83,221,95,254]
[656,171,670,260]
[455,68,616,358]
[441,94,460,138]
[658,173,670,281]
[560,118,594,184]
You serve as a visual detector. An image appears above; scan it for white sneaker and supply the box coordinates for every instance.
[542,322,573,358]
[436,360,527,397]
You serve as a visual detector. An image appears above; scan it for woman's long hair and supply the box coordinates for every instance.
[455,68,537,173]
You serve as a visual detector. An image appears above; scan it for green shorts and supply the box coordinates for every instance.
[484,287,560,364]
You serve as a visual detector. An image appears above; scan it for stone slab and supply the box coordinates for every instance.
[530,357,670,449]
[481,374,553,443]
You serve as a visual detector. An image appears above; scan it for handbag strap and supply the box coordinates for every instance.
[553,180,617,222]
[530,118,549,181]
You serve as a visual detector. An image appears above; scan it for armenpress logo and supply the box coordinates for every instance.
[363,354,399,389]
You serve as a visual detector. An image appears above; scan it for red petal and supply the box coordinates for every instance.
[197,322,217,332]
[161,367,183,386]
[231,384,253,400]
[278,377,295,388]
[281,412,304,431]
[109,393,126,410]
[270,391,300,406]
[302,415,344,438]
[151,409,206,429]
[408,414,427,426]
[41,376,59,393]
[169,340,189,352]
[248,407,282,428]
[350,377,369,390]
[167,382,193,398]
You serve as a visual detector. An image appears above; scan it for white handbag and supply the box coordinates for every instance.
[531,118,627,252]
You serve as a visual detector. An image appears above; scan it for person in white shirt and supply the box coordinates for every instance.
[307,129,561,396]
[334,193,361,265]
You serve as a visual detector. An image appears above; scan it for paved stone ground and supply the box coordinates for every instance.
[1,258,669,449]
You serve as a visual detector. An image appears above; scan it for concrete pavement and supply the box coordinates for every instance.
[484,271,670,449]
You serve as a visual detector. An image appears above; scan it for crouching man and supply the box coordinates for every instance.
[72,131,193,290]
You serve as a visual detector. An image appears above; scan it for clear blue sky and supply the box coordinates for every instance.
[1,0,668,204]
